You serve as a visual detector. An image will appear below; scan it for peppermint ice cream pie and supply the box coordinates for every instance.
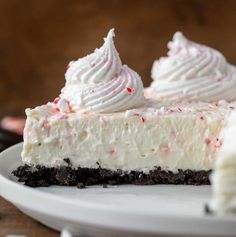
[13,30,236,187]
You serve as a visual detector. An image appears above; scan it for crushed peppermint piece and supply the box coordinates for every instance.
[55,107,60,112]
[215,139,223,148]
[199,116,204,120]
[109,149,116,155]
[53,97,60,104]
[205,138,211,145]
[141,117,145,123]
[133,113,140,116]
[126,87,133,93]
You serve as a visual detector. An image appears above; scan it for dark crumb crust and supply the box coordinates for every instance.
[12,162,211,187]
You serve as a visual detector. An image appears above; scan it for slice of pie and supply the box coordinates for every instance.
[13,30,236,187]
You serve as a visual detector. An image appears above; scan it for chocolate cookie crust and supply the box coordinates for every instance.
[12,162,211,187]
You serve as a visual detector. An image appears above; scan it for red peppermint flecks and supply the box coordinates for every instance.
[55,107,60,112]
[205,138,211,145]
[141,117,145,123]
[53,97,60,104]
[109,149,116,156]
[66,63,70,69]
[215,139,223,148]
[199,116,204,120]
[126,87,133,93]
[133,113,140,116]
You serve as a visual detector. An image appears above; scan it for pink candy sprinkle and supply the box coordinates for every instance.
[215,140,223,148]
[109,149,116,156]
[126,87,133,93]
[205,138,211,145]
[53,97,60,104]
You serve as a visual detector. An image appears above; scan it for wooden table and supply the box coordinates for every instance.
[0,197,59,237]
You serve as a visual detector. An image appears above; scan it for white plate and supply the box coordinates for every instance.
[0,143,236,237]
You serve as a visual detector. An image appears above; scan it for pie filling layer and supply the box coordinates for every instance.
[14,97,234,186]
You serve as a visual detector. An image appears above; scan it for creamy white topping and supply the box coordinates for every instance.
[211,110,236,214]
[151,32,236,102]
[58,29,144,113]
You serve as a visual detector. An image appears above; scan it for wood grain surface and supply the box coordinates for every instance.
[1,0,236,116]
[0,197,59,237]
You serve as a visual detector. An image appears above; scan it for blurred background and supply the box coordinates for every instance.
[1,0,236,116]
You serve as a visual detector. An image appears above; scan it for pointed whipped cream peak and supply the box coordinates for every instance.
[173,31,187,42]
[65,28,122,87]
[58,29,144,113]
[104,28,115,43]
[151,32,236,102]
[168,32,188,51]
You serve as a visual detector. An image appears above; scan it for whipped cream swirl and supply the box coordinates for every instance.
[59,29,144,113]
[211,111,236,214]
[151,32,236,102]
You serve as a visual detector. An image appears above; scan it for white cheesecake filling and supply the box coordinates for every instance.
[22,100,232,172]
